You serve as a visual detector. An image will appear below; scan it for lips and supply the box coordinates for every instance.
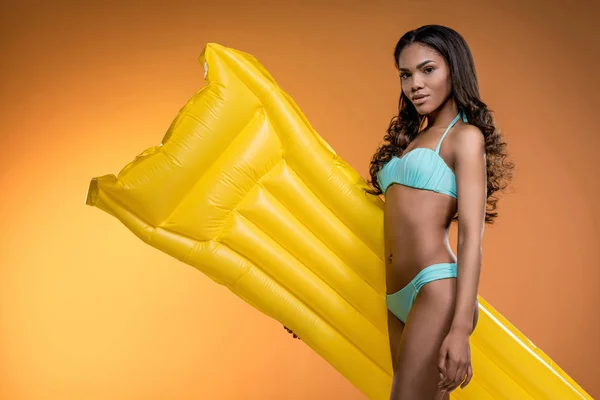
[412,94,429,106]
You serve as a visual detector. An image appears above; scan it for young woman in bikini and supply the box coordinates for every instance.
[367,24,514,399]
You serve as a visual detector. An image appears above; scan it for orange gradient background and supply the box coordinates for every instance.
[1,1,599,399]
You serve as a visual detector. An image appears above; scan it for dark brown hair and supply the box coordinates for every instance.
[367,25,514,224]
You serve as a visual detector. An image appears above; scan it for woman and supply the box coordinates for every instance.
[367,25,513,398]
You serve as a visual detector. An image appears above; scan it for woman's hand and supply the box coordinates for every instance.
[283,325,301,340]
[437,328,473,393]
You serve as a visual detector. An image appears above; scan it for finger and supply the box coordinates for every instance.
[440,372,456,392]
[461,363,473,389]
[448,363,467,392]
[439,357,457,389]
[443,368,461,393]
[437,348,447,375]
[442,359,465,393]
[438,369,449,388]
[456,347,472,390]
[437,349,448,386]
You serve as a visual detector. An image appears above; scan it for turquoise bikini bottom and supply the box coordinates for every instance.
[386,262,468,323]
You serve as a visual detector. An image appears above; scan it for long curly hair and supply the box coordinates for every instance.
[366,25,514,224]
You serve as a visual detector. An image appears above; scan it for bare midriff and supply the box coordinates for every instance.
[384,183,458,295]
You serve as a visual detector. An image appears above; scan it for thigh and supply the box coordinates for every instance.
[391,278,456,400]
[387,309,405,371]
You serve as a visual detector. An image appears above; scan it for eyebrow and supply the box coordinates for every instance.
[398,60,436,71]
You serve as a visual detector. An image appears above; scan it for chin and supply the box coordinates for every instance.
[414,99,443,116]
[414,104,433,115]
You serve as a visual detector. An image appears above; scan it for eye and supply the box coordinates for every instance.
[423,66,434,74]
[399,72,410,79]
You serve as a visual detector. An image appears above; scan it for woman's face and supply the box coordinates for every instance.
[398,43,452,115]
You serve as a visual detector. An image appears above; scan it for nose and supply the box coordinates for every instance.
[411,75,424,91]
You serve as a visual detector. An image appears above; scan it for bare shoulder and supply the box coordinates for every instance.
[452,123,485,158]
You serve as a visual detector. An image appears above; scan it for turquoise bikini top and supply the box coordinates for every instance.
[377,111,468,198]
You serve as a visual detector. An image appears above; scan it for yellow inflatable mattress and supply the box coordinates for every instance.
[85,43,592,400]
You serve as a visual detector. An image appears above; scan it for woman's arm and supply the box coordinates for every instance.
[452,124,487,333]
[437,123,488,394]
[438,125,487,392]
